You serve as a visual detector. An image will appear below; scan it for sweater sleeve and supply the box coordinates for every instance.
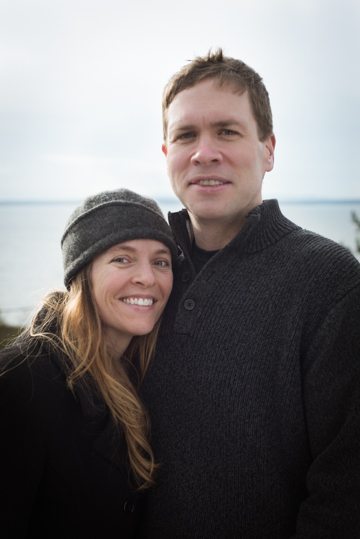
[294,283,360,538]
[0,355,46,537]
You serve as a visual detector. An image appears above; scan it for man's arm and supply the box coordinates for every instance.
[295,283,360,537]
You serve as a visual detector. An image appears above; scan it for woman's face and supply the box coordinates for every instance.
[90,239,173,355]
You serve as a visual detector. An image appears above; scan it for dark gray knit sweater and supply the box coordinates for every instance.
[140,200,360,539]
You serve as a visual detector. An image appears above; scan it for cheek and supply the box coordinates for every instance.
[166,275,174,297]
[92,274,116,308]
[160,274,173,299]
[91,283,105,315]
[231,143,253,164]
[167,149,187,175]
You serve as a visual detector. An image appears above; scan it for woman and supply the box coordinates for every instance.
[0,188,176,538]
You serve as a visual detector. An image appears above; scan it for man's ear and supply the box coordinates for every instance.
[162,143,168,156]
[265,134,276,170]
[267,134,276,156]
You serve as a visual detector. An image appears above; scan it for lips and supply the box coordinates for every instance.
[189,176,230,186]
[121,297,155,306]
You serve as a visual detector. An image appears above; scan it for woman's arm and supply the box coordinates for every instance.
[0,352,46,537]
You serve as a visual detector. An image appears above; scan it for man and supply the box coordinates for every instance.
[140,50,360,538]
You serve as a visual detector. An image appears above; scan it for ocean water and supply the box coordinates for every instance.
[0,199,359,327]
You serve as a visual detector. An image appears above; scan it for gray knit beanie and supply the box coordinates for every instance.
[61,188,177,287]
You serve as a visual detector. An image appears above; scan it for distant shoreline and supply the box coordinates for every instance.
[1,198,360,206]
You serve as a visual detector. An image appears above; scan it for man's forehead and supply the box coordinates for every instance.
[167,86,252,127]
[172,76,245,99]
[172,78,245,100]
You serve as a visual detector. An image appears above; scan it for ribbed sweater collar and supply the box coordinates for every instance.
[168,199,300,256]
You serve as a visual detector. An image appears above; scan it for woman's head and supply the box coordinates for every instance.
[90,238,173,355]
[61,189,176,353]
[62,188,177,287]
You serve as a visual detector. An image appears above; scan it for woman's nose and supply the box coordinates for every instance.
[131,263,156,287]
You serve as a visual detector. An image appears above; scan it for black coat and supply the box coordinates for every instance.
[0,340,142,538]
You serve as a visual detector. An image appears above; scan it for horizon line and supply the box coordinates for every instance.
[0,197,360,205]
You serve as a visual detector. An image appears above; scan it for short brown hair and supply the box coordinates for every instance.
[162,48,273,142]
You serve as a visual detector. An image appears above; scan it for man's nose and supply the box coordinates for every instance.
[190,136,222,166]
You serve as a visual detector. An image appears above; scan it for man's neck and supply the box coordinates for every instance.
[189,215,246,251]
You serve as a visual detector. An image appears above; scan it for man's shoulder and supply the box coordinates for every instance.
[273,228,360,310]
[285,227,359,270]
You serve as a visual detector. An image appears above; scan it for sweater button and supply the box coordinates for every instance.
[123,500,135,513]
[184,298,195,310]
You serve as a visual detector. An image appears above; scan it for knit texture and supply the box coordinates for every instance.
[140,200,360,538]
[61,188,177,287]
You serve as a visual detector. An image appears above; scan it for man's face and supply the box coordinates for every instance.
[163,79,275,233]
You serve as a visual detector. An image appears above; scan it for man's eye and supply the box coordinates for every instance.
[219,128,239,136]
[175,131,196,142]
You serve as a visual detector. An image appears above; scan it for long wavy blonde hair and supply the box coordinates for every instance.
[28,267,160,489]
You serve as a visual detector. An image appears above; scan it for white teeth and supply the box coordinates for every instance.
[198,179,223,186]
[122,297,154,306]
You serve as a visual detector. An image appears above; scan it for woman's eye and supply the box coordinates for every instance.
[154,259,171,268]
[112,256,130,264]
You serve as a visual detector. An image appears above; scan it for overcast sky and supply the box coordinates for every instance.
[0,0,359,202]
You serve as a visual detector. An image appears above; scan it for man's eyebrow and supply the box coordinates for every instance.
[169,119,246,132]
[169,123,195,133]
[211,119,246,129]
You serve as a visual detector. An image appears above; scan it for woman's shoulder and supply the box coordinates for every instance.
[0,337,67,403]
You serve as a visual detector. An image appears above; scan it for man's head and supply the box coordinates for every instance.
[161,50,276,249]
[162,49,273,143]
